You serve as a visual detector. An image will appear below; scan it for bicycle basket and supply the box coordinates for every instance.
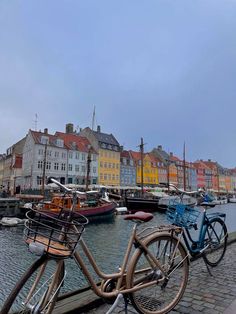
[166,202,200,229]
[24,208,88,258]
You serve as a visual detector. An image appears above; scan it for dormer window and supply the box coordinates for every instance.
[71,142,77,149]
[56,139,64,147]
[41,136,49,145]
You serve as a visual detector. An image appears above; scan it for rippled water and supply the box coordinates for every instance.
[0,203,235,306]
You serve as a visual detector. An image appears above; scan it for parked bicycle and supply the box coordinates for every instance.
[0,180,228,314]
[163,183,228,271]
[1,178,190,314]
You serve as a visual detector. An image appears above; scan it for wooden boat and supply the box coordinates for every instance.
[34,193,116,220]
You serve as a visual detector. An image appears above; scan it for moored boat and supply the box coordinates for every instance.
[0,217,25,227]
[158,194,197,210]
[33,193,116,221]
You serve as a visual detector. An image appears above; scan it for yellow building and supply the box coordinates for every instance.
[130,151,158,186]
[80,126,121,186]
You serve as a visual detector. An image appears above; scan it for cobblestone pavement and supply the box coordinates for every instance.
[84,241,236,314]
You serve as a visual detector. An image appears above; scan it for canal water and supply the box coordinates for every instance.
[0,203,236,306]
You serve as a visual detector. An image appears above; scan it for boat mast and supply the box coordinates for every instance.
[85,147,92,191]
[41,142,47,197]
[183,141,186,191]
[140,137,144,196]
[167,155,170,193]
[91,106,96,131]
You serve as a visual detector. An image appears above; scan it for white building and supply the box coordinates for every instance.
[22,128,98,190]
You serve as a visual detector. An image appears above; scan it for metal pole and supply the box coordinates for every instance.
[140,138,144,196]
[41,143,47,197]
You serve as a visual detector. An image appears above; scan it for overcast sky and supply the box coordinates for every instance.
[0,0,236,167]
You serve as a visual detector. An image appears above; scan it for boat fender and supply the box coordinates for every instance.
[29,242,45,256]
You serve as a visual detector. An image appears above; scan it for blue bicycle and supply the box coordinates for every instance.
[164,183,228,270]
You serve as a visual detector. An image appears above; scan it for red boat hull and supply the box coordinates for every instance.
[39,201,116,220]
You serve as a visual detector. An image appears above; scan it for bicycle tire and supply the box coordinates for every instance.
[1,255,64,314]
[126,232,189,314]
[203,217,228,267]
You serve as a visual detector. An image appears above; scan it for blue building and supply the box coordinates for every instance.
[120,150,136,186]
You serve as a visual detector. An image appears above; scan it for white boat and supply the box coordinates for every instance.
[158,194,197,209]
[0,217,25,227]
[228,196,236,203]
[211,197,228,205]
[115,207,128,214]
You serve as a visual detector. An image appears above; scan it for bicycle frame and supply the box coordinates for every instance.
[69,223,181,299]
[179,207,226,256]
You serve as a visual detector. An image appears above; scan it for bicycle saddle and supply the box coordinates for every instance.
[124,211,154,222]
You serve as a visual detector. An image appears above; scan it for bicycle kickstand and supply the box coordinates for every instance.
[105,293,128,314]
[203,258,213,276]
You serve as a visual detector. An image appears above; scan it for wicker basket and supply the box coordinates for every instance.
[24,208,88,258]
[166,202,200,229]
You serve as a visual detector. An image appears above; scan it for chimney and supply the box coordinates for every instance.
[169,152,173,157]
[44,128,48,134]
[97,125,101,133]
[158,145,162,150]
[66,123,74,134]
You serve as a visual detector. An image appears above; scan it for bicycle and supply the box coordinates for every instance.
[163,183,228,272]
[1,178,190,314]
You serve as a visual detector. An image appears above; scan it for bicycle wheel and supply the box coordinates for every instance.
[127,233,189,314]
[203,217,228,267]
[1,255,64,314]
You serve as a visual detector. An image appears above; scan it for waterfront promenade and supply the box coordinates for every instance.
[54,235,236,314]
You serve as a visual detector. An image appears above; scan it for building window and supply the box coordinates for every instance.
[92,154,96,161]
[46,162,51,170]
[37,176,42,185]
[38,161,43,169]
[68,164,73,171]
[69,152,73,159]
[100,161,103,167]
[76,152,80,159]
[62,152,66,159]
[75,165,79,172]
[61,163,66,171]
[55,151,59,158]
[93,167,96,173]
[54,162,59,170]
[82,153,85,161]
[38,149,43,155]
[82,165,85,172]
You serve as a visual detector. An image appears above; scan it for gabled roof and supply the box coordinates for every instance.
[170,154,182,162]
[129,150,141,161]
[152,146,170,162]
[193,160,210,170]
[30,130,66,148]
[121,150,132,159]
[148,153,158,163]
[55,132,96,153]
[202,160,217,170]
[94,130,119,146]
